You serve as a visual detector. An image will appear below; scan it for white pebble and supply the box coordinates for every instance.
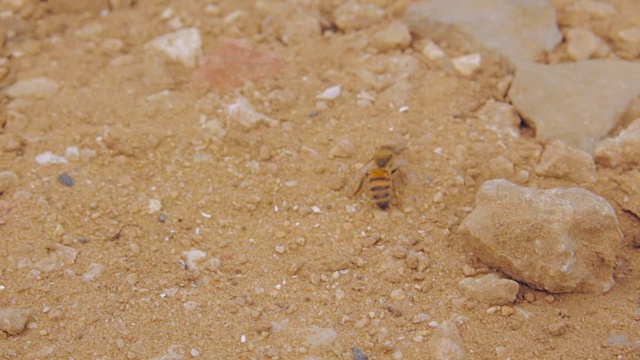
[65,146,80,157]
[452,53,482,76]
[336,289,346,300]
[145,28,202,67]
[422,40,446,59]
[316,85,341,100]
[148,199,162,213]
[190,348,200,357]
[82,263,105,282]
[275,245,286,254]
[160,7,174,19]
[183,250,207,270]
[390,288,406,300]
[35,151,68,165]
[183,301,198,310]
[486,306,500,314]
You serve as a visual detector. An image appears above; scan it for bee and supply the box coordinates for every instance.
[352,145,405,210]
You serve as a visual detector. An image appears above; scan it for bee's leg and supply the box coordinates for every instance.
[352,175,366,198]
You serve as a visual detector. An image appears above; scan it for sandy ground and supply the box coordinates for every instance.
[1,1,639,359]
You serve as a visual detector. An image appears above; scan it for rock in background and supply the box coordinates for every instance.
[508,60,640,153]
[404,0,562,65]
[459,179,622,294]
[405,1,640,154]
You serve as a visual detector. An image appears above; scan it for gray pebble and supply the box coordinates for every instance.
[158,214,168,222]
[351,346,368,360]
[606,334,629,346]
[58,173,74,187]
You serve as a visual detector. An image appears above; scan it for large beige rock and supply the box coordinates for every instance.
[508,60,640,153]
[459,179,622,294]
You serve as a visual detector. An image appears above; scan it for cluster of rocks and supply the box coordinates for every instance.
[403,0,636,300]
[405,0,640,155]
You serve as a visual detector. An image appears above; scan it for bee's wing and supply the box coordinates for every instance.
[348,159,375,197]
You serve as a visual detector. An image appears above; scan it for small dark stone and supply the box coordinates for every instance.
[58,173,75,187]
[309,111,319,117]
[77,237,89,244]
[158,214,168,222]
[351,346,368,360]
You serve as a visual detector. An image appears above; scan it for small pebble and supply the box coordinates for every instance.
[462,265,476,276]
[421,40,446,59]
[606,334,629,346]
[82,263,105,282]
[524,292,535,303]
[0,200,11,217]
[190,348,200,357]
[351,346,369,360]
[148,199,162,213]
[316,85,341,100]
[0,171,19,193]
[547,321,568,336]
[158,214,168,222]
[390,289,406,300]
[452,53,482,75]
[501,306,514,316]
[58,173,75,187]
[486,306,500,315]
[275,245,286,254]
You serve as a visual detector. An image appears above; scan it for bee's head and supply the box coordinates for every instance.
[374,148,394,167]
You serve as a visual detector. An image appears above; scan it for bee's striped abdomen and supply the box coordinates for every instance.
[368,169,393,210]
